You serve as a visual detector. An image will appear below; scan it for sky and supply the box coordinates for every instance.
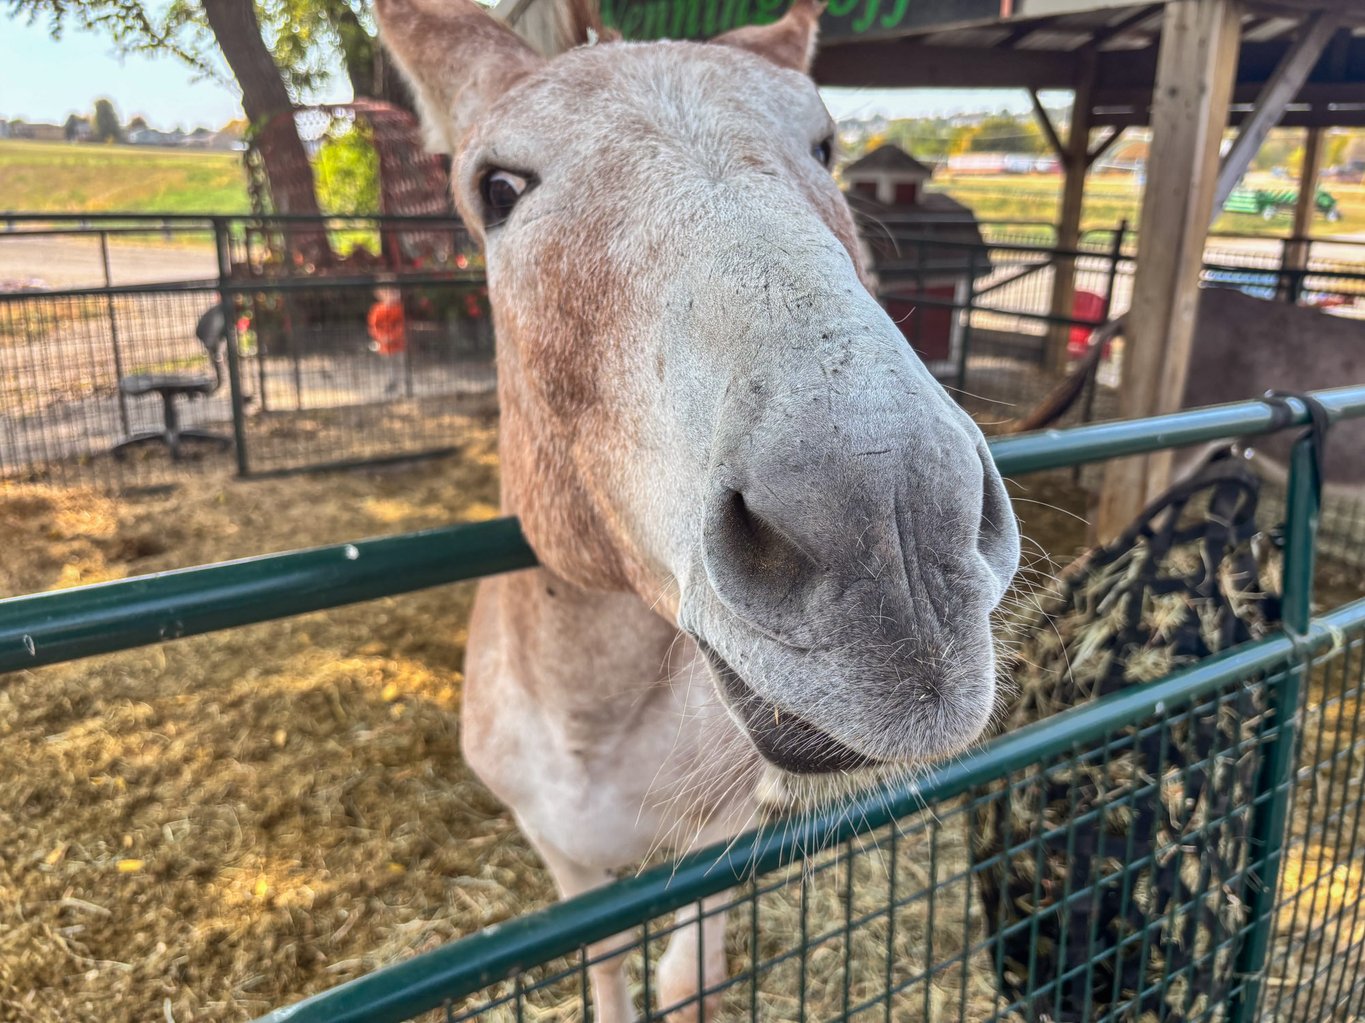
[0,15,1066,129]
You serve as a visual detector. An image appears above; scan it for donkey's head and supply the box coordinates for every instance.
[378,0,1020,775]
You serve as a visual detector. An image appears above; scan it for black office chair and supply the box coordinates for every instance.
[114,306,233,461]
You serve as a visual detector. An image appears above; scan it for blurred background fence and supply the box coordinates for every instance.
[0,214,495,488]
[3,214,1364,489]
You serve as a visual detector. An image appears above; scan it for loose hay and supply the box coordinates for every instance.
[0,417,560,1022]
[2,425,1361,1023]
[974,459,1280,1023]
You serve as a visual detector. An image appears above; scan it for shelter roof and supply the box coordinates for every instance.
[844,146,935,177]
[811,3,1365,128]
[580,0,1365,128]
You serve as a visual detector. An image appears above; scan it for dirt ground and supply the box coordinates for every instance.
[1,423,1361,1022]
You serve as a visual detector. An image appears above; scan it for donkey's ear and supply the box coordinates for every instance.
[376,0,545,154]
[711,0,824,74]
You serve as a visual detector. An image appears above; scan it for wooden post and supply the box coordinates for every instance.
[1284,126,1325,301]
[1096,0,1243,541]
[1039,57,1095,376]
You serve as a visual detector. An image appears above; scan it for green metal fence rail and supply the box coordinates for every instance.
[254,601,1365,1023]
[4,385,1365,1023]
[6,387,1363,675]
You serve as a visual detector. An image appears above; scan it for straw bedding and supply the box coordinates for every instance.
[1,432,1359,1022]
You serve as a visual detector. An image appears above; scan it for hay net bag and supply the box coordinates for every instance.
[973,453,1283,1023]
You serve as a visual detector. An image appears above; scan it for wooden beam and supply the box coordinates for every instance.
[1093,104,1365,129]
[1094,82,1365,110]
[1213,11,1341,213]
[996,20,1042,48]
[1029,89,1066,159]
[1044,53,1095,375]
[1094,32,1365,96]
[1242,0,1365,22]
[1087,4,1162,47]
[813,41,1079,89]
[1097,0,1243,541]
[1291,125,1324,241]
[1282,125,1324,298]
[1085,125,1123,166]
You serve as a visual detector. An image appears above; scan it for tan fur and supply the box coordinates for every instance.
[376,3,1019,1018]
[712,0,825,72]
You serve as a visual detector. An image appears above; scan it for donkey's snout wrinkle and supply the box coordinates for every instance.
[974,441,1020,603]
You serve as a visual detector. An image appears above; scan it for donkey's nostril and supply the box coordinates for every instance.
[705,488,815,611]
[727,490,759,544]
[719,490,800,573]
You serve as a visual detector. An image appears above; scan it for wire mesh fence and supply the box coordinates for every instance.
[221,274,496,477]
[0,215,496,487]
[255,604,1365,1023]
[4,216,1364,501]
[873,227,1131,429]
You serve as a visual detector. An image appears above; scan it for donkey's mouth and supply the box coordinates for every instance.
[699,645,880,775]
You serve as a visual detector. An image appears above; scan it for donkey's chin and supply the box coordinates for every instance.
[697,639,999,776]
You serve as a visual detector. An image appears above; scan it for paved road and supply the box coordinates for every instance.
[0,235,217,290]
[1205,233,1365,264]
[5,231,1361,292]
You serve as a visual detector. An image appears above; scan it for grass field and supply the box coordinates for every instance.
[931,172,1365,240]
[0,140,251,215]
[3,140,1363,251]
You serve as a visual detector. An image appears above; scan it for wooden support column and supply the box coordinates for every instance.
[1096,0,1243,541]
[1039,56,1096,376]
[1284,126,1325,300]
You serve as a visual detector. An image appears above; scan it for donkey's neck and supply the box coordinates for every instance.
[483,567,685,718]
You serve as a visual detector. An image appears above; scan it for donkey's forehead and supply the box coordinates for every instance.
[475,40,830,152]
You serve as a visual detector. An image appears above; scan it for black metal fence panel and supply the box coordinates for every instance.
[4,216,1364,492]
[0,215,497,486]
[223,276,495,476]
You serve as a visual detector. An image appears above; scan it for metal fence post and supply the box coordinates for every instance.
[1100,219,1126,322]
[915,236,926,364]
[214,218,252,477]
[1229,425,1321,1023]
[957,246,976,393]
[100,231,131,436]
[1075,218,1128,439]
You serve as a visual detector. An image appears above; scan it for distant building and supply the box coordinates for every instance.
[7,121,65,142]
[842,143,992,378]
[844,145,933,206]
[945,151,1057,175]
[206,129,247,152]
[128,127,186,147]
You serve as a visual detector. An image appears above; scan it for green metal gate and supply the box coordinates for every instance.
[3,387,1364,1023]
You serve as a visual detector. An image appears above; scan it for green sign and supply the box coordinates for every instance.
[600,0,1009,42]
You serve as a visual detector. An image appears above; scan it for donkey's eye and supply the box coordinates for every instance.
[812,137,833,169]
[481,169,530,227]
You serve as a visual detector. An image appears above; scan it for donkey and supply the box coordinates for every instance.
[375,1,1021,1018]
[1179,287,1365,499]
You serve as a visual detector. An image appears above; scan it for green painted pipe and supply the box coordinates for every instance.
[3,386,1364,675]
[0,518,536,674]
